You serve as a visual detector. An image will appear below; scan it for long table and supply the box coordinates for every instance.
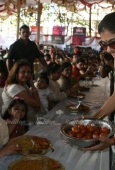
[0,77,111,170]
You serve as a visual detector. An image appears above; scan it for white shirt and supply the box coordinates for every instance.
[49,79,67,102]
[37,88,51,112]
[0,117,9,149]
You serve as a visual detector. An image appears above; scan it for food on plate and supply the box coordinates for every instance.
[91,84,98,87]
[9,159,44,170]
[78,86,90,91]
[69,92,85,98]
[66,103,89,112]
[67,123,110,139]
[46,158,64,170]
[77,103,89,111]
[10,135,53,155]
[31,136,52,154]
[8,154,65,170]
[10,136,34,154]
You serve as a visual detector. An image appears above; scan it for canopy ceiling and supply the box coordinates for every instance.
[0,0,114,24]
[0,0,114,8]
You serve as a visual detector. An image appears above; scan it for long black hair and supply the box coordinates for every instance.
[47,62,61,76]
[98,12,115,34]
[2,98,28,121]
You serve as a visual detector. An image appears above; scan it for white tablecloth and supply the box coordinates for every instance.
[0,77,111,170]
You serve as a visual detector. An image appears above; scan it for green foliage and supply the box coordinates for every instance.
[0,3,114,36]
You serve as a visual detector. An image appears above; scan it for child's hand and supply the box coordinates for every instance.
[0,142,22,156]
[13,112,21,120]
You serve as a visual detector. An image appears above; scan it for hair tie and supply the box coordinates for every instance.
[14,96,24,100]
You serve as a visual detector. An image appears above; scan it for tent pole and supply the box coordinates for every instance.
[89,7,92,37]
[16,0,21,40]
[36,1,42,47]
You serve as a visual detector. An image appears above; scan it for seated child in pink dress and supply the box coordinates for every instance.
[2,97,28,139]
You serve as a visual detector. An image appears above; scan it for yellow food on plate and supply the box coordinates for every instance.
[66,103,89,112]
[10,136,34,155]
[9,160,43,170]
[8,154,65,170]
[10,135,53,155]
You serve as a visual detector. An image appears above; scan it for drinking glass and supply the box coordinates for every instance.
[36,112,44,125]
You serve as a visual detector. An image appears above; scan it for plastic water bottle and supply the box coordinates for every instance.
[97,66,101,79]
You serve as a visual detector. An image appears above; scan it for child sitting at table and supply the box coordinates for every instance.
[34,75,52,113]
[2,97,28,139]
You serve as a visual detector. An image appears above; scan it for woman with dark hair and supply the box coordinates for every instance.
[2,60,41,125]
[57,62,79,92]
[47,62,75,102]
[83,12,115,151]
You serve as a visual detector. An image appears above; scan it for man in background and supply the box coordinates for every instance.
[6,25,47,72]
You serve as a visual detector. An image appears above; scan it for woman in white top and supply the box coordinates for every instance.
[2,60,41,124]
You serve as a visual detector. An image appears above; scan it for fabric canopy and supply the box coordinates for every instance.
[0,0,114,13]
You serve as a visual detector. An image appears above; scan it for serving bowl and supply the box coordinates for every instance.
[60,118,114,148]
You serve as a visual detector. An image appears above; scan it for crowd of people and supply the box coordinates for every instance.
[0,12,115,170]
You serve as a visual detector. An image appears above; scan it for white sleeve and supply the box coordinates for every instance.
[0,118,9,148]
[49,82,67,102]
[7,84,26,98]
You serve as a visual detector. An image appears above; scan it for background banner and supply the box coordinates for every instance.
[51,35,64,44]
[72,35,85,45]
[52,26,65,35]
[73,27,86,36]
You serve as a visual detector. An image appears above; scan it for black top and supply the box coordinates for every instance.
[7,38,41,65]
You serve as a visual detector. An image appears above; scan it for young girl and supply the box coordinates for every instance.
[2,97,28,139]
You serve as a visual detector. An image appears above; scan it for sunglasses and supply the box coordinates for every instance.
[99,38,115,50]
